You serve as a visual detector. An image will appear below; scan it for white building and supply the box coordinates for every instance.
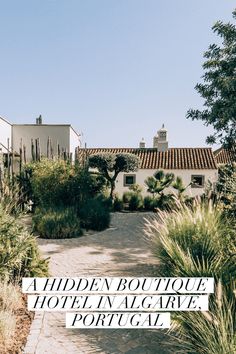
[0,116,12,153]
[78,126,218,197]
[0,116,80,161]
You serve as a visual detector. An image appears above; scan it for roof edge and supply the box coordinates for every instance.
[0,115,12,125]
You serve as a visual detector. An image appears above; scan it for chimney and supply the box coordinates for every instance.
[153,134,158,148]
[157,124,168,152]
[139,138,146,149]
[153,124,168,151]
[36,115,42,125]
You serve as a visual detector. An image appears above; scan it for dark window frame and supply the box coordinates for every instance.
[123,174,136,187]
[191,175,205,188]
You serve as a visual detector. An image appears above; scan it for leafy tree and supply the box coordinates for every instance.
[216,163,236,219]
[187,9,236,148]
[88,153,140,199]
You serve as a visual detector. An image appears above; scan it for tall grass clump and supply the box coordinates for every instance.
[0,282,23,312]
[171,281,236,354]
[0,206,48,281]
[0,310,15,351]
[145,201,236,282]
[145,201,236,353]
[0,282,23,352]
[0,176,24,215]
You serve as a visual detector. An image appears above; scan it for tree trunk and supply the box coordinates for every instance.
[110,180,116,200]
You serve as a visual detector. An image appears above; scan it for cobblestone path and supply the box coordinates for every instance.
[24,213,179,354]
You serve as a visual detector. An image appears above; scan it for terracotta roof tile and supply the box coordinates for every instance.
[214,148,236,165]
[77,147,218,170]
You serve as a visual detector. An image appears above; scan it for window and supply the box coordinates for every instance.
[124,174,136,186]
[191,175,205,188]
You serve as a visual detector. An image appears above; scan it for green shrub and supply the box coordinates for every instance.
[145,201,236,353]
[25,159,73,207]
[21,160,106,208]
[155,193,175,210]
[113,196,124,212]
[78,197,110,231]
[171,281,236,354]
[128,184,142,194]
[33,207,82,239]
[145,201,236,279]
[0,207,48,281]
[122,191,133,203]
[129,194,143,211]
[144,196,154,211]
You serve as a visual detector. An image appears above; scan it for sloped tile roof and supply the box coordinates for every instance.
[214,147,236,165]
[77,148,218,170]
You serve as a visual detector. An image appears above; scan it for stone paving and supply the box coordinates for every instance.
[24,213,181,354]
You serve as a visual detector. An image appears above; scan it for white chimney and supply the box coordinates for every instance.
[153,124,168,151]
[139,138,146,148]
[153,134,158,148]
[157,124,168,151]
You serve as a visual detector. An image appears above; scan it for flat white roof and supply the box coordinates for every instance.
[12,124,80,138]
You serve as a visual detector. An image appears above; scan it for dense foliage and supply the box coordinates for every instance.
[78,196,111,231]
[216,163,236,219]
[128,193,143,211]
[187,9,236,148]
[113,195,124,211]
[20,159,105,208]
[0,206,48,281]
[33,207,82,239]
[145,201,236,353]
[19,159,110,236]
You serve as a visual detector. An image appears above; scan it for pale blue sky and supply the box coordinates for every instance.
[0,1,235,148]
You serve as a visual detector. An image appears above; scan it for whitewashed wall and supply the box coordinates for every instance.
[0,117,11,152]
[69,127,80,159]
[12,125,71,160]
[114,168,218,197]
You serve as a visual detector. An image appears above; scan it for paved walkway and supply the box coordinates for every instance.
[24,213,179,354]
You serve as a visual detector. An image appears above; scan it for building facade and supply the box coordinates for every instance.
[0,116,80,161]
[12,123,80,161]
[78,127,218,197]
